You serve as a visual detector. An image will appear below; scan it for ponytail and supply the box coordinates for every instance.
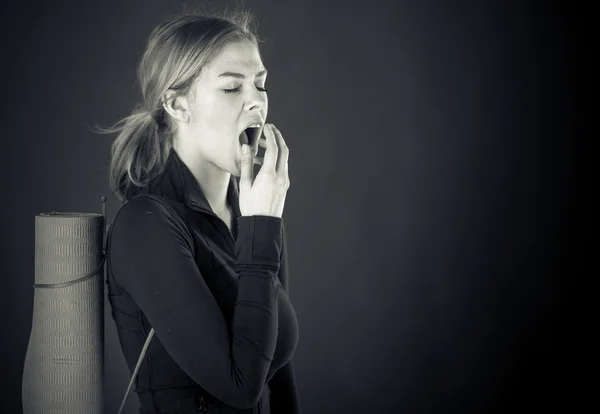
[97,107,171,203]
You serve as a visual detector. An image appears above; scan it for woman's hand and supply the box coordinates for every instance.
[239,123,290,218]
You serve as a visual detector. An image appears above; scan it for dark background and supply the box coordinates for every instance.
[0,0,579,412]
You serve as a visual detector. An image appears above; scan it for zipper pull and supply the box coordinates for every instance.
[198,395,208,412]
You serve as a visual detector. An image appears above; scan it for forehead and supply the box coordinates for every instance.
[205,40,264,75]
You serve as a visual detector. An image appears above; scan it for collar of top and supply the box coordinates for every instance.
[143,147,241,219]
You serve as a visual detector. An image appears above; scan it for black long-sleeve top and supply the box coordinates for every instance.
[106,147,300,414]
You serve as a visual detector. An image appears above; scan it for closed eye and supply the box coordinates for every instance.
[224,85,268,94]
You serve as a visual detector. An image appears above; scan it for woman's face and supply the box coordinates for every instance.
[178,39,268,177]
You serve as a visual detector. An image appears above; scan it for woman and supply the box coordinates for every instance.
[102,10,300,414]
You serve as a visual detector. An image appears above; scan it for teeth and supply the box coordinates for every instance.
[247,123,262,128]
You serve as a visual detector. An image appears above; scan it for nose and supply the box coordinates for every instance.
[244,85,267,113]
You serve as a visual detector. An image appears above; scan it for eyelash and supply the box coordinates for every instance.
[224,86,268,94]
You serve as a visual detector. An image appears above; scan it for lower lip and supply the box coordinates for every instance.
[238,141,254,154]
[240,142,256,154]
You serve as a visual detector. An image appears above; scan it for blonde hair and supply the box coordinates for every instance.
[97,9,260,202]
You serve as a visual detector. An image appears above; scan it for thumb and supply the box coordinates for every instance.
[239,144,253,193]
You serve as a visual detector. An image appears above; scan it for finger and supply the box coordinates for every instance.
[270,125,289,174]
[253,156,264,166]
[239,144,254,193]
[261,124,279,171]
[257,137,267,148]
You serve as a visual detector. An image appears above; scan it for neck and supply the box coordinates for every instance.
[173,145,231,215]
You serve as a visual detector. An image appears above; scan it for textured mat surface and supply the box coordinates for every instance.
[22,213,105,414]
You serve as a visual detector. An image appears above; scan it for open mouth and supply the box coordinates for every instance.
[239,127,261,148]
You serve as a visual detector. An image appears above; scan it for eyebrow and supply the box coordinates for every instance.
[218,69,268,79]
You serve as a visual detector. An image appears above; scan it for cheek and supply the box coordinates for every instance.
[189,93,241,147]
[203,96,238,125]
[191,105,223,132]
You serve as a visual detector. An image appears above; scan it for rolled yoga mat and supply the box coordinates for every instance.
[22,212,105,414]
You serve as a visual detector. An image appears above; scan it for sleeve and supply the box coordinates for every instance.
[268,222,302,413]
[108,196,282,410]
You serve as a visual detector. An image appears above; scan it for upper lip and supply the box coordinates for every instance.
[242,118,264,131]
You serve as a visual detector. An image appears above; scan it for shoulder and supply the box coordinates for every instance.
[115,195,177,225]
[109,195,192,248]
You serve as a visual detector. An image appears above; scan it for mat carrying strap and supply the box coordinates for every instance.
[117,329,155,414]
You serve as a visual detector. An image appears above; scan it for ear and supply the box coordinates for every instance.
[162,89,191,123]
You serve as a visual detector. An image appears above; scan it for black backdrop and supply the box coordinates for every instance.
[0,0,578,412]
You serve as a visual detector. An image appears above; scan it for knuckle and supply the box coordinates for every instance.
[277,176,290,189]
[263,170,276,181]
